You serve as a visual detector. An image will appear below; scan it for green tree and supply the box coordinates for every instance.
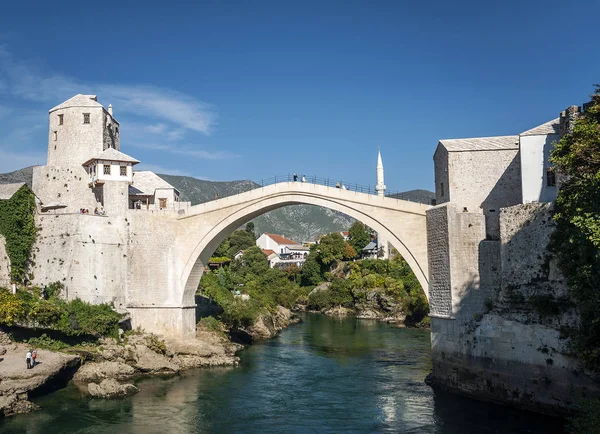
[317,232,346,265]
[239,246,269,276]
[245,222,256,238]
[226,230,257,258]
[550,87,600,370]
[300,255,323,286]
[348,221,371,253]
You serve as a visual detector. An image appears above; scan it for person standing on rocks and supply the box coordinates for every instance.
[31,349,37,367]
[26,350,32,369]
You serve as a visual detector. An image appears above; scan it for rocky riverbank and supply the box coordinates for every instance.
[0,305,301,416]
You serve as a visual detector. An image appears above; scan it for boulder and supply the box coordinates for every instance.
[88,378,138,398]
[132,345,179,374]
[73,361,135,383]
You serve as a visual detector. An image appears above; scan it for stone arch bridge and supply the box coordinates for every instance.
[126,182,431,336]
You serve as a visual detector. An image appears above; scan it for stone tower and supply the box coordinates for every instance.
[47,94,120,167]
[375,148,386,197]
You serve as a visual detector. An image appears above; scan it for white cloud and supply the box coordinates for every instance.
[0,46,217,135]
[135,163,213,179]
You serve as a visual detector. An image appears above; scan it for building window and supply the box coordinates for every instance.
[53,131,57,141]
[115,127,119,134]
[159,198,167,209]
[546,167,556,187]
[83,113,90,124]
[440,182,445,197]
[58,114,63,125]
[103,165,111,175]
[120,166,127,176]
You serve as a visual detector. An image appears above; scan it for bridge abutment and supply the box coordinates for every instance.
[128,306,197,338]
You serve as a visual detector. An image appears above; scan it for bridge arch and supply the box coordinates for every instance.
[177,183,430,309]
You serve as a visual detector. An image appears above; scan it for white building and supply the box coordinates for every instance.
[129,171,184,210]
[519,118,560,203]
[256,233,309,268]
[32,94,188,216]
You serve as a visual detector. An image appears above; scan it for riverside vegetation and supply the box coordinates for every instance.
[198,222,430,335]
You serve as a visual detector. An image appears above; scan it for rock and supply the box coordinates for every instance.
[323,306,354,316]
[0,331,12,346]
[0,393,39,416]
[88,378,138,398]
[0,347,6,356]
[132,345,179,374]
[244,306,299,340]
[73,361,135,383]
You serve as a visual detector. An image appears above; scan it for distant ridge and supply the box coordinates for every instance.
[0,166,35,188]
[387,189,436,205]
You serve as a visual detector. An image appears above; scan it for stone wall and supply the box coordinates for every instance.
[32,166,99,214]
[429,202,599,413]
[0,235,10,287]
[426,205,451,317]
[447,149,522,239]
[433,145,449,205]
[31,213,129,308]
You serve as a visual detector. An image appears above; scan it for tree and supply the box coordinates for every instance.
[300,255,323,286]
[240,246,269,276]
[348,221,371,253]
[343,243,358,260]
[226,230,257,258]
[245,222,256,238]
[317,232,346,265]
[550,86,600,370]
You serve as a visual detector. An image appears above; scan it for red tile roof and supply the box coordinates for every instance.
[341,231,349,236]
[265,233,300,245]
[261,249,276,256]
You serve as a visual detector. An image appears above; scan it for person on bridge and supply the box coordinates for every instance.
[302,175,306,182]
[293,173,298,182]
[341,183,347,190]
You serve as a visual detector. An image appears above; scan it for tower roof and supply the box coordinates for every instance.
[520,118,560,136]
[49,94,104,112]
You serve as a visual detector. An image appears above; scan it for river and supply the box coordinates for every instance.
[1,313,565,433]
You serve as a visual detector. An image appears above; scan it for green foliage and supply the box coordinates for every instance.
[0,185,36,281]
[145,334,167,355]
[343,244,358,260]
[568,399,600,434]
[0,285,122,338]
[245,222,256,237]
[550,87,600,370]
[316,232,347,265]
[208,256,232,264]
[300,255,323,286]
[24,333,70,351]
[198,316,226,334]
[348,221,371,253]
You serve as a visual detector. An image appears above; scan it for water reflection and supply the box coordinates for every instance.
[1,313,565,434]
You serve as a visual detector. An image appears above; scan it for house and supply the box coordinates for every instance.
[362,241,379,259]
[433,107,580,240]
[129,171,183,210]
[339,231,350,241]
[256,233,308,268]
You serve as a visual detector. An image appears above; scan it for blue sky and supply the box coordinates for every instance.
[0,0,598,191]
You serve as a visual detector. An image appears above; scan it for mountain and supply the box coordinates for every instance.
[0,167,34,187]
[158,174,354,242]
[386,189,436,205]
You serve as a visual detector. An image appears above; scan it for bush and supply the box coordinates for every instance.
[145,334,167,355]
[24,333,70,351]
[198,316,226,334]
[0,287,122,339]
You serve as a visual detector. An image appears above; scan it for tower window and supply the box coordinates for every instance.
[546,167,556,187]
[83,113,90,124]
[58,114,63,125]
[103,165,111,175]
[440,182,445,197]
[120,166,127,176]
[53,131,57,141]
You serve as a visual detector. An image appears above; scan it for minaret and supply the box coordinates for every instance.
[375,148,386,197]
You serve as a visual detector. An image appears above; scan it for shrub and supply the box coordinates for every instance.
[145,334,167,355]
[198,316,226,334]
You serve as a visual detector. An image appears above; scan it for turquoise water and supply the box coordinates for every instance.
[1,314,565,433]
